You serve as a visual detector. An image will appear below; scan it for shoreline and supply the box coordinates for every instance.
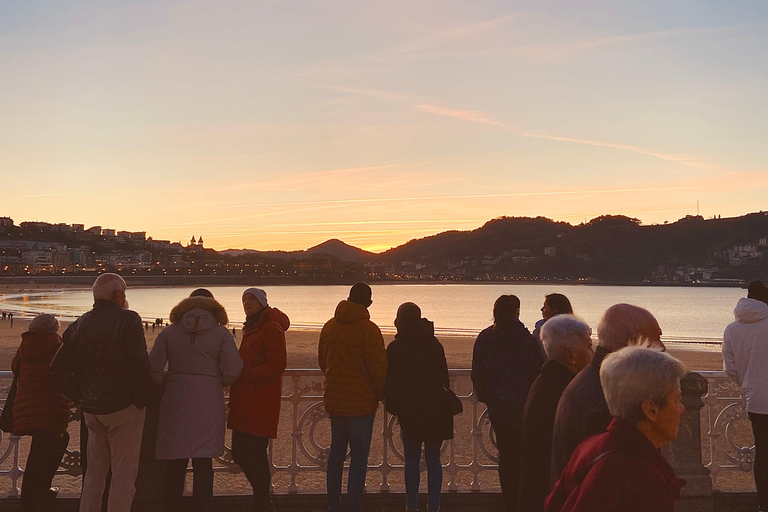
[0,316,725,372]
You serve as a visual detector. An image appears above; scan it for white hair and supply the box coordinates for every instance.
[92,273,127,301]
[541,314,592,362]
[600,346,687,424]
[597,303,660,351]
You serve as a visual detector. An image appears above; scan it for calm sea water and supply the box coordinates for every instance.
[0,284,744,343]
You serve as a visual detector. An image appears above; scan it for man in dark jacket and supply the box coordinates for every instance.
[550,303,664,484]
[51,273,151,512]
[472,295,544,512]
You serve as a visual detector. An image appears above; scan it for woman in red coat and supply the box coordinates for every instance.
[544,346,686,512]
[227,288,289,512]
[11,314,71,511]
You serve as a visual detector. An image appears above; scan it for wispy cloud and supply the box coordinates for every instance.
[332,86,724,173]
[0,193,65,199]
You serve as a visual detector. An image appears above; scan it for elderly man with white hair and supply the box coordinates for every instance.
[51,273,151,512]
[518,315,594,512]
[550,303,664,483]
[545,347,686,512]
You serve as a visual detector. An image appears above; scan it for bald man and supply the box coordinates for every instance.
[549,303,664,483]
[51,273,151,512]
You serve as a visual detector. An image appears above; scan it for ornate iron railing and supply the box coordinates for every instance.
[0,370,757,496]
[699,371,755,490]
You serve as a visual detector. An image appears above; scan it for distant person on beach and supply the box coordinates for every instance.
[471,294,544,512]
[318,283,387,512]
[551,303,664,483]
[11,314,71,511]
[2,311,5,320]
[51,273,151,512]
[545,347,686,512]
[9,313,13,327]
[723,280,768,512]
[532,294,573,356]
[384,303,452,512]
[228,288,289,512]
[150,290,242,512]
[518,315,594,512]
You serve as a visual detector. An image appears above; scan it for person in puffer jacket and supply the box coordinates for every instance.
[227,288,289,512]
[150,290,242,512]
[723,280,768,512]
[318,283,387,512]
[11,314,71,512]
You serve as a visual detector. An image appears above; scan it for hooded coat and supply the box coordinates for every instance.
[227,306,289,438]
[318,300,387,417]
[11,331,71,436]
[384,319,453,443]
[723,297,768,414]
[150,297,243,459]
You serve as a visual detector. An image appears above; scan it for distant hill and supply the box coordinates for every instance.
[307,239,375,262]
[221,239,374,262]
[377,213,768,281]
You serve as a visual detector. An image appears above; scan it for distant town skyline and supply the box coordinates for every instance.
[2,1,767,252]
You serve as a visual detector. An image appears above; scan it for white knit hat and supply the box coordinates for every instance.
[243,288,268,308]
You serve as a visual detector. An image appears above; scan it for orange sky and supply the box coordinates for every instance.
[1,1,767,252]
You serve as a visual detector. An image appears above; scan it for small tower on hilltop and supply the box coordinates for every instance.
[189,235,196,248]
[197,236,204,248]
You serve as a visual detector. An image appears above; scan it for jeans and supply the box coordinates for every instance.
[402,433,442,511]
[20,431,70,511]
[231,431,271,512]
[750,413,768,512]
[163,458,213,512]
[327,414,376,512]
[492,420,522,512]
[80,405,146,512]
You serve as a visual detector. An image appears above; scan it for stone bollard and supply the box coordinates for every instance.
[669,372,713,512]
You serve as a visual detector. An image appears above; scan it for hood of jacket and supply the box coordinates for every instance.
[170,296,228,326]
[333,300,370,325]
[19,331,61,363]
[734,297,768,325]
[257,306,290,332]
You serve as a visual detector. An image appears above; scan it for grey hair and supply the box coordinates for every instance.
[597,303,660,351]
[600,346,687,424]
[92,273,127,301]
[28,314,59,333]
[541,314,592,362]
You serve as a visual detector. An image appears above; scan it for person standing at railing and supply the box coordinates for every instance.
[384,302,452,512]
[532,294,574,358]
[472,295,544,512]
[149,288,243,512]
[50,273,152,512]
[318,282,387,512]
[723,280,768,512]
[11,314,71,512]
[228,288,289,512]
[550,304,665,485]
[518,315,593,512]
[545,347,686,512]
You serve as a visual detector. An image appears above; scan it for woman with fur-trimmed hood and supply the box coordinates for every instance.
[149,289,243,512]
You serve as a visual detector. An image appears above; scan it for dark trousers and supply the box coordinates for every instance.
[164,458,213,512]
[231,431,271,512]
[21,431,69,512]
[492,420,522,512]
[750,413,768,511]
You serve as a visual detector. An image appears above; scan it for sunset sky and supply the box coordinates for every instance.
[1,0,767,252]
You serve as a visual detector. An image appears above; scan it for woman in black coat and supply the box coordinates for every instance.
[385,303,453,512]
